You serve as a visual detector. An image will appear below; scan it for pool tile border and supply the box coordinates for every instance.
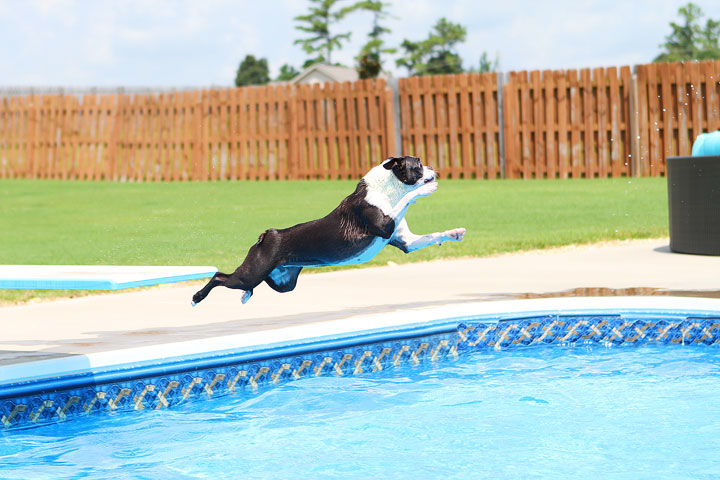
[2,297,720,430]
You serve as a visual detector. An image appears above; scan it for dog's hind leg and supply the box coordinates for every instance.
[265,266,303,293]
[192,229,282,305]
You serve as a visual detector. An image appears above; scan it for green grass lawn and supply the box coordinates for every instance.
[0,177,669,303]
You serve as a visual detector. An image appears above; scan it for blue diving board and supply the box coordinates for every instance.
[0,265,218,290]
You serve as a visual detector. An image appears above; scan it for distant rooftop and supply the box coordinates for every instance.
[292,64,359,84]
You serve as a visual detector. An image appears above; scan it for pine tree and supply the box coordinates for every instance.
[655,3,720,62]
[294,0,359,67]
[396,18,467,76]
[354,0,396,79]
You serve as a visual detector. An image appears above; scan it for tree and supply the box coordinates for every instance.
[235,55,270,87]
[396,18,467,76]
[294,0,359,67]
[654,2,720,62]
[276,64,300,82]
[354,0,396,79]
[469,51,499,73]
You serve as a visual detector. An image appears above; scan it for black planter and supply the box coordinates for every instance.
[667,155,720,255]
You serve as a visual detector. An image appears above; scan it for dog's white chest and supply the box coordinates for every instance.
[363,189,393,215]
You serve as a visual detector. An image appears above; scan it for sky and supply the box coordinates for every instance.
[1,0,717,88]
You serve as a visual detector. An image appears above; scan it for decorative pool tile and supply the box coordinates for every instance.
[2,313,719,430]
[0,332,459,430]
[457,315,720,350]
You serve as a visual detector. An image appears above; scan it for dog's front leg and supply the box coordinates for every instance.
[389,219,465,253]
[387,180,438,222]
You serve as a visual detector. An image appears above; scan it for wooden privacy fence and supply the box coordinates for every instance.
[500,60,719,179]
[633,61,720,177]
[0,79,394,181]
[1,60,719,181]
[398,73,501,179]
[503,66,633,179]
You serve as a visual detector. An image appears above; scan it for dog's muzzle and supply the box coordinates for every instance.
[423,167,436,183]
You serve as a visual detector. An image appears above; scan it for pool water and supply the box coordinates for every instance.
[2,343,720,479]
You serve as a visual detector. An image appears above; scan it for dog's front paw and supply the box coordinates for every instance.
[416,181,438,198]
[445,227,466,241]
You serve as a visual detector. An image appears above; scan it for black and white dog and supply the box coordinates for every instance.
[192,156,465,305]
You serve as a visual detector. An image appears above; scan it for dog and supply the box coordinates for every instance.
[192,156,466,305]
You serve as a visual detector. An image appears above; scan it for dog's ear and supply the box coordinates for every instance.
[382,157,404,170]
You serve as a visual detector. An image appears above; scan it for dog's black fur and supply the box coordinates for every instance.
[192,156,461,305]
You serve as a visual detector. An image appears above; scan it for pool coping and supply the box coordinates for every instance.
[4,296,720,390]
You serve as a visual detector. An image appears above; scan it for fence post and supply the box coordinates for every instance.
[628,68,641,177]
[388,77,402,156]
[497,72,506,179]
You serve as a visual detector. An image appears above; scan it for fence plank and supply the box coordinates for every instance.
[705,61,720,132]
[458,74,471,178]
[446,75,459,178]
[607,67,623,177]
[676,63,690,160]
[620,66,632,176]
[420,75,434,167]
[501,73,516,178]
[555,71,568,178]
[580,69,592,177]
[567,70,581,178]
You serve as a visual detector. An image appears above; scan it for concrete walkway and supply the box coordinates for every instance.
[2,238,719,364]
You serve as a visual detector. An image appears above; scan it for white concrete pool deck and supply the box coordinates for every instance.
[2,237,720,365]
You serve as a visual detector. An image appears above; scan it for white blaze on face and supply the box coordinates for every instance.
[362,159,435,214]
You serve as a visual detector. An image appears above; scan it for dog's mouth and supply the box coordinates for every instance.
[423,176,436,184]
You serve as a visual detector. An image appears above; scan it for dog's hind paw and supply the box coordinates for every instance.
[241,290,253,304]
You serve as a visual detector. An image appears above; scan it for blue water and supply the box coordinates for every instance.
[2,344,720,479]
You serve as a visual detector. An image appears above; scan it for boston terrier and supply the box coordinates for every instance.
[192,156,466,305]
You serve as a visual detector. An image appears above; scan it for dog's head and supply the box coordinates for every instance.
[361,156,436,207]
[381,156,436,187]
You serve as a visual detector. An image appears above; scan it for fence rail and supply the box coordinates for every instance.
[1,60,719,181]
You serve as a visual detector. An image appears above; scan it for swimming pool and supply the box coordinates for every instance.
[1,297,720,477]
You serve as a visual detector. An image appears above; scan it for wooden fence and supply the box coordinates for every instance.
[0,79,394,181]
[1,60,719,181]
[633,61,720,177]
[398,73,501,179]
[503,66,633,179]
